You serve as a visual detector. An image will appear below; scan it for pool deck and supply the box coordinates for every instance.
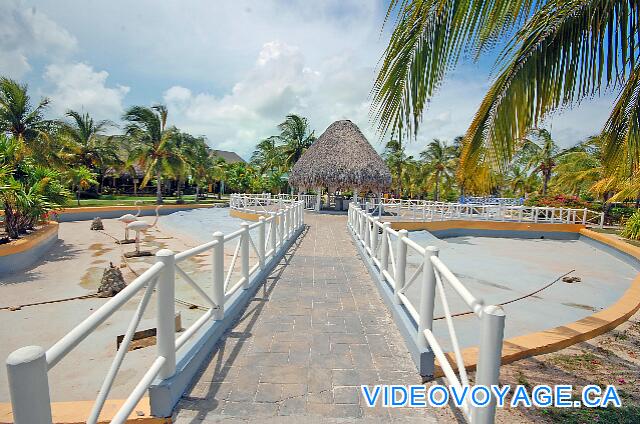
[172,214,437,423]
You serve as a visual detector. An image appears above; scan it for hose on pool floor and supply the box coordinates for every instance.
[433,269,576,321]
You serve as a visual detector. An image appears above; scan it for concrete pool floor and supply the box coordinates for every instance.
[401,231,638,351]
[0,212,258,403]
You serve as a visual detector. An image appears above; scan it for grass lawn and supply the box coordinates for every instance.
[63,194,229,208]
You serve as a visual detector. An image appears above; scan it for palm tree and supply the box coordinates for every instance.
[59,110,117,167]
[518,129,578,196]
[172,132,199,203]
[373,1,640,188]
[123,105,180,204]
[383,140,409,196]
[251,136,282,174]
[0,77,59,164]
[420,139,457,201]
[553,136,604,197]
[187,137,214,202]
[225,162,256,193]
[1,135,68,238]
[401,159,423,198]
[211,157,227,199]
[66,166,98,206]
[278,114,315,169]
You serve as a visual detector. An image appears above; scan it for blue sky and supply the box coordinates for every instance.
[1,0,617,159]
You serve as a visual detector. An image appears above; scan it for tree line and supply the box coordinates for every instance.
[383,129,638,222]
[0,76,319,240]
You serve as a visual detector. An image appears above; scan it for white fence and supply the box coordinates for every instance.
[6,200,304,424]
[230,193,604,228]
[460,196,523,206]
[376,198,605,227]
[230,193,317,212]
[348,203,505,423]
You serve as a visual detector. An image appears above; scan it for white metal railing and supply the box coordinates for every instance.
[276,193,317,209]
[371,198,604,228]
[348,203,505,424]
[459,196,524,206]
[230,193,318,211]
[6,200,305,424]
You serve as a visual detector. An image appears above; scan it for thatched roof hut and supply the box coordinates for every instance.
[289,120,391,192]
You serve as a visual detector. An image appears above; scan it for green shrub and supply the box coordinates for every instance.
[525,194,592,209]
[621,210,640,240]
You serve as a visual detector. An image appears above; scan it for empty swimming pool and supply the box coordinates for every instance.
[402,230,639,350]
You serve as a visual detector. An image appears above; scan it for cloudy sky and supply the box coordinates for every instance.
[1,0,617,159]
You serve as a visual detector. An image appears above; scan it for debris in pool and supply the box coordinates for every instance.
[562,276,582,283]
[90,217,104,230]
[97,262,127,297]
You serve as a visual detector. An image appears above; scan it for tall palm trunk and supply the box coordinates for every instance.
[542,170,551,196]
[434,170,440,201]
[156,166,163,204]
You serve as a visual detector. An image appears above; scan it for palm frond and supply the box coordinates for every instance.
[460,0,639,176]
[371,0,542,140]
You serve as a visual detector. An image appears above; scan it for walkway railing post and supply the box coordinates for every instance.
[278,211,285,247]
[270,215,277,254]
[359,209,367,243]
[6,346,52,424]
[241,222,250,288]
[599,212,605,228]
[582,208,587,225]
[156,249,176,380]
[394,230,408,304]
[472,305,506,424]
[292,204,297,232]
[258,217,266,269]
[417,247,439,352]
[212,232,224,320]
[370,217,379,255]
[380,222,390,274]
[300,203,305,227]
[364,213,371,251]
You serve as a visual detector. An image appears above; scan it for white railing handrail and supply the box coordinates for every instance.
[371,198,604,228]
[6,199,306,424]
[45,261,165,369]
[230,193,318,211]
[347,203,505,424]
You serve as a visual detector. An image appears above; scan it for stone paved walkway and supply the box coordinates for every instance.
[173,213,438,423]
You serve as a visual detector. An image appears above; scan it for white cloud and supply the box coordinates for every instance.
[0,0,76,78]
[6,0,614,158]
[164,41,378,158]
[44,63,129,120]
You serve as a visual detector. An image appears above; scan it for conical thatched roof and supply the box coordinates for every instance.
[289,120,392,192]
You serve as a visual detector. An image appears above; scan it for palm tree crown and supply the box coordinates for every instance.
[420,139,457,201]
[278,114,316,169]
[0,77,58,164]
[123,104,180,204]
[59,110,118,170]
